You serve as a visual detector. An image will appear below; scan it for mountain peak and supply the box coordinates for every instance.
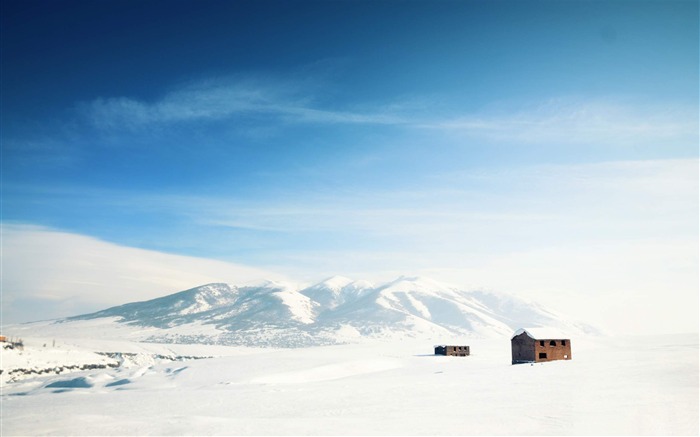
[382,275,454,293]
[315,275,354,290]
[241,278,297,291]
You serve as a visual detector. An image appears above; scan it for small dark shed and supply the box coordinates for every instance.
[511,328,571,364]
[435,345,470,356]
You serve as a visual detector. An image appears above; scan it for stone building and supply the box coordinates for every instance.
[511,328,571,364]
[434,345,470,356]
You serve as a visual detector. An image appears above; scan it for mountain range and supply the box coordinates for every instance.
[57,276,596,347]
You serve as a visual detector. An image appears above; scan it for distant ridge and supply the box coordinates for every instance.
[56,276,597,347]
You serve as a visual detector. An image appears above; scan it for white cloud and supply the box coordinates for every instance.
[0,224,288,323]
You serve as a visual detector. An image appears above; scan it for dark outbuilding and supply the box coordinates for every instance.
[434,345,470,356]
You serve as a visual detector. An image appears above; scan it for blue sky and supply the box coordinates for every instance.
[2,0,698,333]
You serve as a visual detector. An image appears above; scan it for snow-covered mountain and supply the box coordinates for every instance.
[46,276,595,347]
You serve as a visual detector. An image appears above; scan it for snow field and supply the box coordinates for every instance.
[1,333,697,435]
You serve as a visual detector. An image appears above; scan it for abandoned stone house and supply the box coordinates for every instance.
[511,328,571,364]
[434,345,470,356]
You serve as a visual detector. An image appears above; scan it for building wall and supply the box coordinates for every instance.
[511,332,536,364]
[447,346,469,356]
[435,345,470,356]
[534,339,572,362]
[512,332,572,364]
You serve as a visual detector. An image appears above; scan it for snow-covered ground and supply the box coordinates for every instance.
[1,333,697,435]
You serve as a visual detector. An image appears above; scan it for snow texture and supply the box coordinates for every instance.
[0,276,696,435]
[1,334,697,435]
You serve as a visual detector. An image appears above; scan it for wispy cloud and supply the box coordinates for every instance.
[420,98,698,146]
[80,79,698,150]
[15,158,693,245]
[179,158,698,242]
[82,77,405,129]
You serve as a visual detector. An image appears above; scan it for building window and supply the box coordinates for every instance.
[549,340,556,346]
[561,340,567,346]
[539,340,545,347]
[539,352,547,359]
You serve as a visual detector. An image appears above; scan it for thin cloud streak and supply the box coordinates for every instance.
[10,158,695,242]
[187,158,698,240]
[80,78,697,148]
[83,78,406,129]
[420,99,698,146]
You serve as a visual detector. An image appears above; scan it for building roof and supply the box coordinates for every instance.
[512,328,569,340]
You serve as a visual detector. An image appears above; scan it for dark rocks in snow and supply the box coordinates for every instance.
[6,362,120,382]
[95,352,213,361]
[4,353,212,383]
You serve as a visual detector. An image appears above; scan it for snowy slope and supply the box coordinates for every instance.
[323,276,515,337]
[16,276,596,347]
[1,335,697,435]
[298,276,375,311]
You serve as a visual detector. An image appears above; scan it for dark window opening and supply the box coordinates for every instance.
[549,340,556,346]
[539,340,545,347]
[561,340,567,346]
[539,352,547,359]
